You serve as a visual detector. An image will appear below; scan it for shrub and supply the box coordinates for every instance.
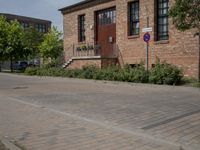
[123,64,149,83]
[149,62,183,85]
[80,65,99,79]
[24,62,183,85]
[24,67,38,76]
[193,82,200,88]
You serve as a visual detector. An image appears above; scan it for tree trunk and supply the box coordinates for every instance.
[0,59,2,72]
[10,55,13,73]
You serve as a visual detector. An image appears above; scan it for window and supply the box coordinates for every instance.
[129,1,140,36]
[35,24,47,33]
[78,15,86,42]
[157,0,169,41]
[41,25,47,32]
[21,22,29,29]
[97,8,116,25]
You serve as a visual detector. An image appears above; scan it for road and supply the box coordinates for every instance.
[0,73,200,150]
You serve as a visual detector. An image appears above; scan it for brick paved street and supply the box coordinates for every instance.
[0,73,199,150]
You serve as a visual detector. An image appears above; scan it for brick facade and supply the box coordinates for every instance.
[67,58,117,69]
[60,0,199,78]
[68,58,102,69]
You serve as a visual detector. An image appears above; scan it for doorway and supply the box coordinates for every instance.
[96,7,116,57]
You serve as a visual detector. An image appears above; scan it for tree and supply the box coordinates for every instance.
[6,20,26,72]
[22,26,43,59]
[0,16,46,72]
[0,16,9,72]
[169,0,200,81]
[38,27,63,64]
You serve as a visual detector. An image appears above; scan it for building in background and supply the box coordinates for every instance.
[0,13,51,33]
[60,0,199,79]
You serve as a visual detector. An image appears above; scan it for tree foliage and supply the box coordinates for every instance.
[0,17,23,71]
[0,16,26,62]
[22,26,44,59]
[0,16,9,61]
[169,0,200,32]
[170,0,200,81]
[39,27,63,61]
[0,16,9,71]
[0,15,47,71]
[0,16,64,71]
[6,20,25,60]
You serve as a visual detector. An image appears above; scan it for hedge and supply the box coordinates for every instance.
[25,62,183,85]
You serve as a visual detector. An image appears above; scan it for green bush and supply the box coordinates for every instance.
[80,65,99,79]
[24,62,183,85]
[193,82,200,88]
[149,62,183,85]
[24,67,38,76]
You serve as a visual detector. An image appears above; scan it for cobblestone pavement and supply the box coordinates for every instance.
[0,73,200,150]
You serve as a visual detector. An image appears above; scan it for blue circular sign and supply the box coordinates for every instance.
[143,32,151,43]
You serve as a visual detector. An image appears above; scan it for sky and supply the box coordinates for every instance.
[0,0,82,32]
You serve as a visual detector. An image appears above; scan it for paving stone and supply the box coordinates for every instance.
[0,73,200,150]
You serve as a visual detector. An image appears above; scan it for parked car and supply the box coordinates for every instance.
[12,61,28,70]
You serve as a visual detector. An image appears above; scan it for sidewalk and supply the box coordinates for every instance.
[0,73,199,150]
[0,96,180,150]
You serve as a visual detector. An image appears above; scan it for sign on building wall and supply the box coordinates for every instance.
[142,27,152,33]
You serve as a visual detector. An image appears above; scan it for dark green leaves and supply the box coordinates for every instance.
[169,0,200,31]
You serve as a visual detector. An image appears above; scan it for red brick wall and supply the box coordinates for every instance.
[68,59,102,69]
[62,0,199,78]
[68,58,118,69]
[117,0,199,78]
[102,59,118,68]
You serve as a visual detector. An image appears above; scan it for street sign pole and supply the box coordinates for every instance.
[146,41,149,71]
[143,33,150,70]
[146,17,149,71]
[142,17,151,71]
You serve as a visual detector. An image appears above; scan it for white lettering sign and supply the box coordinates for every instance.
[142,27,153,33]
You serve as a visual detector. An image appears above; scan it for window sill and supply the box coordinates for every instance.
[154,40,169,45]
[128,35,140,39]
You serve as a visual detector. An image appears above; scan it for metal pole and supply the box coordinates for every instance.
[147,42,149,71]
[73,44,74,57]
[198,33,200,82]
[146,16,149,71]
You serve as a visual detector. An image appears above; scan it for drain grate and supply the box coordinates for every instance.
[142,109,200,130]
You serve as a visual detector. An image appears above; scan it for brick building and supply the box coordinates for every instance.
[0,13,51,33]
[59,0,199,79]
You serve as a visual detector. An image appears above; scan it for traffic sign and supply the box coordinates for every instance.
[142,27,152,33]
[143,32,150,43]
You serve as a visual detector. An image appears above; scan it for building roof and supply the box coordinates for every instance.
[0,13,51,24]
[59,0,114,14]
